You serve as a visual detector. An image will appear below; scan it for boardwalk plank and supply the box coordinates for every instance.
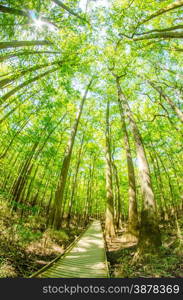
[35,221,109,278]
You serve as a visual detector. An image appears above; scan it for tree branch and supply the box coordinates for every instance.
[133,31,183,41]
[0,4,59,29]
[51,0,89,24]
[139,0,183,26]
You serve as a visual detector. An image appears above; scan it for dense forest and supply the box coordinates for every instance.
[0,0,183,278]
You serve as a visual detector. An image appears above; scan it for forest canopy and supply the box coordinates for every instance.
[0,0,183,278]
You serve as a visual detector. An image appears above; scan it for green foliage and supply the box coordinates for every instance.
[45,229,69,242]
[111,244,182,278]
[0,0,183,277]
[15,224,42,244]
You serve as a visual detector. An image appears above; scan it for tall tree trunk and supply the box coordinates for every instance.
[0,51,60,63]
[0,117,30,158]
[133,31,183,41]
[46,189,54,227]
[148,150,168,221]
[2,144,25,191]
[0,4,58,28]
[118,82,161,254]
[0,91,38,124]
[24,165,39,205]
[104,99,115,238]
[134,25,183,37]
[0,60,62,89]
[1,67,59,103]
[139,0,183,26]
[112,160,123,228]
[0,40,51,50]
[10,115,64,208]
[53,79,93,229]
[116,78,139,236]
[11,142,39,209]
[67,135,84,228]
[155,151,181,239]
[51,0,88,23]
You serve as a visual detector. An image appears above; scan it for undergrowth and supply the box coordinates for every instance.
[108,219,183,278]
[0,198,82,278]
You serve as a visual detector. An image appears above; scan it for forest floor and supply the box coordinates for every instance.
[1,197,182,278]
[0,199,83,278]
[106,220,183,278]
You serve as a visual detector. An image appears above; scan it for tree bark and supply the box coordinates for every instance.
[0,4,58,28]
[0,67,59,103]
[66,135,84,228]
[51,0,88,23]
[11,142,39,209]
[116,78,139,236]
[0,5,29,17]
[134,31,183,41]
[0,40,51,50]
[0,60,62,89]
[104,99,115,238]
[139,0,183,26]
[134,25,183,37]
[118,83,161,253]
[112,160,123,228]
[0,51,60,63]
[53,79,93,229]
[0,91,38,124]
[0,117,30,159]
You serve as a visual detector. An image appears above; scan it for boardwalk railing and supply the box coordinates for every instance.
[30,220,109,278]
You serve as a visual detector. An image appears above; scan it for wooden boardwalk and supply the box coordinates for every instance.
[31,220,109,278]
